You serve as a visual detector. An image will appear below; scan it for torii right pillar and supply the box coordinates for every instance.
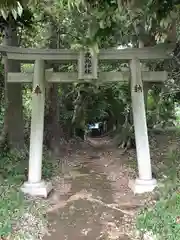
[129,58,157,194]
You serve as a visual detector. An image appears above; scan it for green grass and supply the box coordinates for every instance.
[137,190,180,239]
[0,148,58,238]
[136,148,180,240]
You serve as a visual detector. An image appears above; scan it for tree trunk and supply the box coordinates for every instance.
[44,21,65,153]
[166,19,176,43]
[4,25,24,149]
[45,82,64,153]
[75,128,85,140]
[0,69,8,150]
[0,72,4,106]
[106,115,115,132]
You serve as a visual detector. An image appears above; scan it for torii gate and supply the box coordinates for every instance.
[0,44,173,197]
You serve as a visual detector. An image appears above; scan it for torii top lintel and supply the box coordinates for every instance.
[0,43,174,62]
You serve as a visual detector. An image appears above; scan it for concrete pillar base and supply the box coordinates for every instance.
[21,180,53,198]
[128,178,157,194]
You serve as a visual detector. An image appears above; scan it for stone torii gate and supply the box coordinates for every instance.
[0,44,173,197]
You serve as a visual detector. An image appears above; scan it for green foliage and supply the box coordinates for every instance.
[0,8,34,31]
[147,87,176,128]
[0,184,24,237]
[0,150,27,182]
[137,148,180,240]
[0,148,57,237]
[64,0,178,48]
[0,150,27,237]
[0,1,23,19]
[0,148,58,183]
[137,192,180,240]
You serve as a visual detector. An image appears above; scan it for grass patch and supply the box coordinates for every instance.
[0,148,58,239]
[137,148,180,240]
[137,188,180,239]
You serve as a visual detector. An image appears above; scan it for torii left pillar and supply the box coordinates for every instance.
[21,59,53,198]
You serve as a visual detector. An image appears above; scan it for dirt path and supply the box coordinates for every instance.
[43,138,144,240]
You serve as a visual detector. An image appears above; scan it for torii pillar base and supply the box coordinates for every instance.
[21,181,53,198]
[128,178,157,194]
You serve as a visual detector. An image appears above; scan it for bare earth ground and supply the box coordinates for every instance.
[42,137,146,240]
[42,132,179,240]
